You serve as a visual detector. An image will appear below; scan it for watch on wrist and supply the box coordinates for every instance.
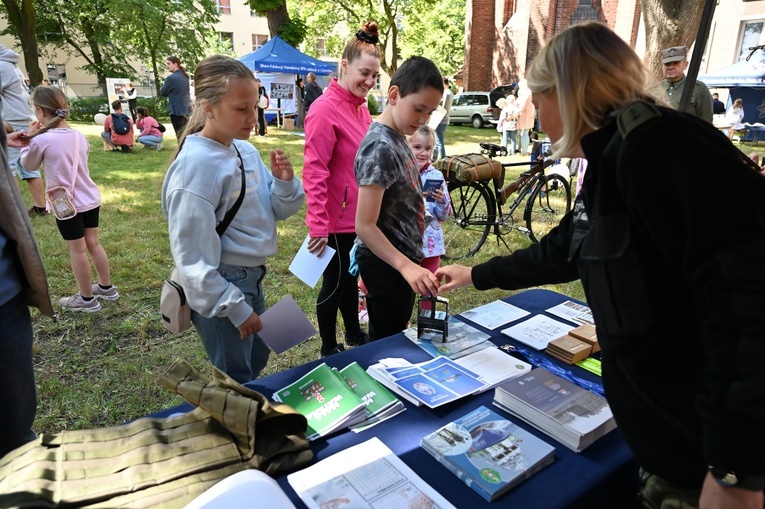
[708,466,765,491]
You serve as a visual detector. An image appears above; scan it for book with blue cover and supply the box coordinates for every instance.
[420,405,555,502]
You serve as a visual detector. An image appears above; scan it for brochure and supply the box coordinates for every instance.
[545,300,595,326]
[335,362,406,432]
[493,367,616,452]
[420,405,555,502]
[272,363,367,441]
[287,437,456,509]
[403,316,493,359]
[460,300,530,330]
[423,178,444,202]
[500,314,575,350]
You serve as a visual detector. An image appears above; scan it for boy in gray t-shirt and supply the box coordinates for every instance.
[354,56,444,340]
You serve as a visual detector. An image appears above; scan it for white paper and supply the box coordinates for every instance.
[460,300,531,329]
[501,314,575,350]
[258,294,317,354]
[454,346,532,391]
[545,300,595,326]
[287,437,456,509]
[427,105,447,129]
[288,235,336,288]
[183,470,296,509]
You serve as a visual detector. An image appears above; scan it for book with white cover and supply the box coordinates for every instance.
[460,300,530,330]
[287,437,456,509]
[545,300,595,326]
[501,314,575,350]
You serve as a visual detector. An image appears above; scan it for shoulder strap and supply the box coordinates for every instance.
[215,144,246,237]
[70,133,80,191]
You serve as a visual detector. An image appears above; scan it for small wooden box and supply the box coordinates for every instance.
[282,118,295,131]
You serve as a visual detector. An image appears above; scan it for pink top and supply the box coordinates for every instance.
[20,128,101,213]
[303,78,372,236]
[137,115,163,138]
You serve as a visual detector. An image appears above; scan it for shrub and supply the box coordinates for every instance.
[67,96,169,123]
[367,94,380,114]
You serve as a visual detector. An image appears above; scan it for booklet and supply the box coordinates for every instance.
[288,437,456,509]
[272,363,367,441]
[545,300,595,326]
[403,316,493,359]
[493,367,616,452]
[335,362,406,432]
[420,405,555,502]
[500,314,575,350]
[460,300,530,330]
[423,178,444,202]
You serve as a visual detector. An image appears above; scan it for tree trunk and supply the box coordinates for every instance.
[266,3,289,38]
[642,0,705,80]
[1,0,44,85]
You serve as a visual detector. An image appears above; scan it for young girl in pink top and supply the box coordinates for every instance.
[135,106,164,151]
[21,86,118,312]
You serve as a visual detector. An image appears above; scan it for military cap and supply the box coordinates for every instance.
[661,46,688,64]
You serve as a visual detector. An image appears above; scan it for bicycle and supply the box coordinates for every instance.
[440,142,572,260]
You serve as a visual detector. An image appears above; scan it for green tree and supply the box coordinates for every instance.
[0,0,43,84]
[642,0,707,80]
[246,0,306,47]
[400,0,465,77]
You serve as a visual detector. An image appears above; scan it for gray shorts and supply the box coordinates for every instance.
[8,122,41,180]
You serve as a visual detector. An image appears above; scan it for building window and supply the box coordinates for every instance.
[375,75,381,90]
[219,32,234,51]
[252,34,269,51]
[216,0,231,14]
[316,38,327,56]
[737,20,765,61]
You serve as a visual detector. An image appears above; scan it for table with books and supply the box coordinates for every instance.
[158,288,638,508]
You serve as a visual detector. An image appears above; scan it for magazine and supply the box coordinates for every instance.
[272,363,367,441]
[287,437,456,509]
[420,405,555,501]
[335,362,406,432]
[493,367,616,452]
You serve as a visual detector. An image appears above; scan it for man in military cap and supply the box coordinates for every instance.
[659,45,713,122]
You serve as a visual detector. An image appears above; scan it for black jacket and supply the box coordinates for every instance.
[304,81,323,111]
[472,102,765,487]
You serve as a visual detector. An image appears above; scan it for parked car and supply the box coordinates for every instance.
[449,92,493,128]
[489,84,517,124]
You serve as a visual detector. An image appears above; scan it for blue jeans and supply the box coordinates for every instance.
[0,292,37,457]
[8,122,41,179]
[137,135,162,148]
[502,130,517,153]
[191,263,270,384]
[518,128,531,156]
[433,122,448,160]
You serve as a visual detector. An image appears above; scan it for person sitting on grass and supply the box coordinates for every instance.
[135,106,163,151]
[354,56,443,340]
[101,100,134,153]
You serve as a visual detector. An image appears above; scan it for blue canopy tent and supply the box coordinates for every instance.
[238,36,335,75]
[699,49,765,140]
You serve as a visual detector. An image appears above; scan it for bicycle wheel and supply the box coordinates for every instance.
[441,181,495,260]
[524,174,571,242]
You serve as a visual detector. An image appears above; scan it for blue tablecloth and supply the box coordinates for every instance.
[157,289,638,508]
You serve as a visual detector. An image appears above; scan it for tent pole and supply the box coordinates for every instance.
[680,0,717,113]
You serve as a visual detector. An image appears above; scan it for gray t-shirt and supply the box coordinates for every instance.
[355,122,424,261]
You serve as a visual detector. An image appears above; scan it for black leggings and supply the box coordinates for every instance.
[257,108,266,136]
[170,115,189,138]
[316,233,361,349]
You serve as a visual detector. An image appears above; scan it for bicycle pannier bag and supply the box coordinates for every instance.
[161,267,191,333]
[435,153,504,187]
[111,113,131,135]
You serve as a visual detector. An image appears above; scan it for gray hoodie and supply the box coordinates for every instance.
[0,45,34,125]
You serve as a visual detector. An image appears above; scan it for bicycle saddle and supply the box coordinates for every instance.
[479,142,504,153]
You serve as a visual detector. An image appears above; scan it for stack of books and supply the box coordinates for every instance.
[546,334,592,364]
[493,368,616,452]
[272,362,404,440]
[420,406,555,502]
[569,323,599,353]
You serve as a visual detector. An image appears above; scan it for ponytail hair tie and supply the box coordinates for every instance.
[55,109,69,118]
[356,30,379,45]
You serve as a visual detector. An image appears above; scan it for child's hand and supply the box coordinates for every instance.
[27,120,43,137]
[236,312,263,339]
[307,236,328,256]
[431,188,445,203]
[270,149,294,181]
[402,263,440,296]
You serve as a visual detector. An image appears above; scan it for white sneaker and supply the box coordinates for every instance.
[59,293,101,312]
[156,143,163,151]
[91,283,119,301]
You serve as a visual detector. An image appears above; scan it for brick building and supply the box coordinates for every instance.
[463,0,643,91]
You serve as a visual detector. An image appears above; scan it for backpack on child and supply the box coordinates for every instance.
[111,113,131,135]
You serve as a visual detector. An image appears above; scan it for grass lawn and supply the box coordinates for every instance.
[21,121,762,434]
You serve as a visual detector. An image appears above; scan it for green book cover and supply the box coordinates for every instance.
[272,363,365,440]
[338,362,401,420]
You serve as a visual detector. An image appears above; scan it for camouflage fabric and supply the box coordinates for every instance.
[639,468,701,509]
[0,360,312,508]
